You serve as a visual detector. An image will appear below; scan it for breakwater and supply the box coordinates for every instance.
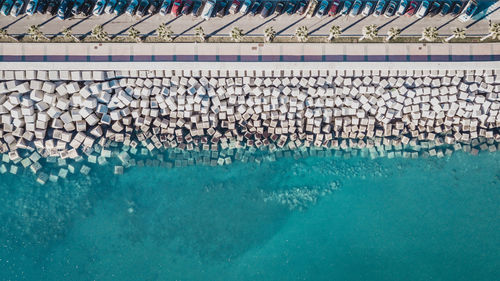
[0,68,499,184]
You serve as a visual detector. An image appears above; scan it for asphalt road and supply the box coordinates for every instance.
[0,0,498,38]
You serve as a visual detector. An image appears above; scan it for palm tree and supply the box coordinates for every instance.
[27,25,48,42]
[194,26,205,42]
[386,27,401,41]
[419,26,438,42]
[480,22,500,41]
[91,25,110,41]
[264,26,276,43]
[295,26,308,42]
[0,29,18,41]
[327,25,341,41]
[445,27,466,42]
[157,23,174,42]
[230,26,244,42]
[359,24,378,41]
[128,27,142,42]
[61,27,80,42]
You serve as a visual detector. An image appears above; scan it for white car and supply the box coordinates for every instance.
[201,0,216,20]
[458,0,478,22]
[240,0,252,14]
[397,0,408,15]
[416,0,430,18]
[362,1,373,16]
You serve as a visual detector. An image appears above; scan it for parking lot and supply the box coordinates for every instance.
[0,0,498,38]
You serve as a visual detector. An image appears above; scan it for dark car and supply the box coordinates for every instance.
[37,0,49,13]
[450,1,462,15]
[316,0,329,18]
[428,1,441,17]
[285,1,295,14]
[260,1,272,17]
[81,0,93,14]
[136,0,150,16]
[113,0,127,14]
[57,0,71,19]
[181,0,192,14]
[148,0,160,13]
[216,0,228,16]
[296,0,307,14]
[249,0,261,15]
[71,0,84,15]
[384,0,397,17]
[406,0,417,16]
[193,0,204,15]
[439,1,451,16]
[274,1,284,15]
[191,0,201,14]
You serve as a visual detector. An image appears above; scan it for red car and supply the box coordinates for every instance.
[406,0,418,16]
[171,0,182,15]
[229,0,240,13]
[328,0,341,16]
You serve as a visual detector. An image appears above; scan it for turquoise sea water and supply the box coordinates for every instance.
[0,151,499,281]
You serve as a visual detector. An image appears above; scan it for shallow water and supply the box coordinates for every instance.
[0,151,499,281]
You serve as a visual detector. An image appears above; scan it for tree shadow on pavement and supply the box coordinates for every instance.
[436,15,459,30]
[399,17,423,33]
[1,15,26,30]
[206,15,245,38]
[276,16,304,36]
[144,15,181,37]
[244,15,278,35]
[174,19,205,39]
[341,15,368,33]
[466,6,500,29]
[310,15,342,34]
[112,14,155,39]
[377,16,399,31]
[39,16,57,27]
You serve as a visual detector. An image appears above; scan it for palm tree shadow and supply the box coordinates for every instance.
[144,16,182,38]
[1,15,26,30]
[174,19,205,40]
[341,15,368,33]
[276,16,305,36]
[310,15,342,34]
[466,6,500,29]
[377,16,399,31]
[112,14,155,39]
[39,16,57,27]
[206,15,246,38]
[399,17,423,33]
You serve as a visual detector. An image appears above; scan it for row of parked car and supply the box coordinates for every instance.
[0,0,478,21]
[301,0,477,22]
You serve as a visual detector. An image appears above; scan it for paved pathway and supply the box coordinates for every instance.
[0,43,498,63]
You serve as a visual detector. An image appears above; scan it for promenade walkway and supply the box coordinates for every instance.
[0,43,499,64]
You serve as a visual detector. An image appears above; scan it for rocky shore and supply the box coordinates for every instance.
[0,68,499,184]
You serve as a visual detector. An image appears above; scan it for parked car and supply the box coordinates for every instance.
[171,0,182,15]
[126,0,139,15]
[249,1,261,15]
[57,0,71,19]
[10,0,24,16]
[104,0,117,13]
[305,0,318,18]
[1,0,14,16]
[296,0,307,15]
[113,0,127,14]
[285,1,295,14]
[458,0,477,22]
[450,1,462,15]
[396,0,408,15]
[274,1,284,15]
[26,0,39,15]
[216,0,228,17]
[314,0,327,17]
[159,0,172,15]
[191,0,201,14]
[71,0,85,15]
[361,1,373,16]
[37,0,48,13]
[229,0,240,13]
[181,0,192,14]
[45,0,58,15]
[328,0,340,15]
[260,1,272,17]
[136,0,150,16]
[416,0,430,18]
[384,0,397,17]
[340,0,352,15]
[439,1,451,15]
[406,0,417,16]
[349,0,362,17]
[428,1,441,17]
[201,0,215,19]
[373,0,386,17]
[150,0,161,13]
[239,0,251,14]
[93,0,106,15]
